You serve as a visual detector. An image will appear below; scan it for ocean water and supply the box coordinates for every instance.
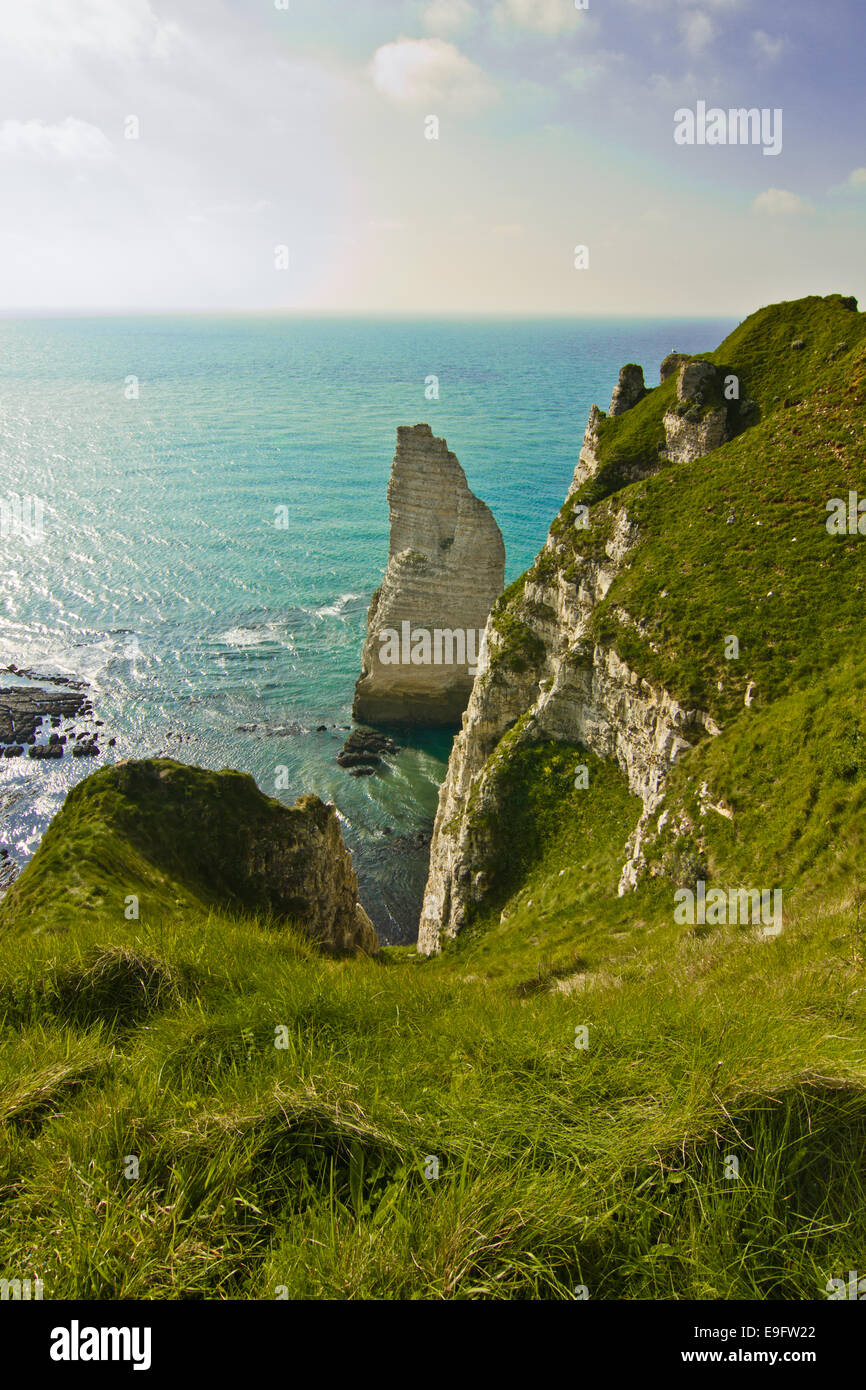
[0,315,734,942]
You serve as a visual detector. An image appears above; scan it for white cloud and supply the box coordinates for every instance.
[752,188,814,216]
[493,0,588,36]
[848,168,866,187]
[423,0,477,36]
[0,118,114,163]
[0,0,180,63]
[370,37,495,113]
[751,30,788,64]
[681,11,716,55]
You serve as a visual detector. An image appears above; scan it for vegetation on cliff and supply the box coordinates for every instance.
[2,296,865,1300]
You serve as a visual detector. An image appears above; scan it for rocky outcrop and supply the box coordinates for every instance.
[568,403,604,497]
[353,425,505,728]
[659,351,690,384]
[0,675,98,759]
[609,363,647,416]
[0,759,379,955]
[661,360,732,464]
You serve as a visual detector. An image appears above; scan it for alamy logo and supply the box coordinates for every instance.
[0,1275,43,1300]
[674,880,783,935]
[0,492,45,546]
[826,492,866,535]
[50,1320,152,1371]
[378,623,488,675]
[827,1270,866,1300]
[674,102,782,157]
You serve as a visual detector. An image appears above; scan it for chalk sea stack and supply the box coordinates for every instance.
[353,424,505,728]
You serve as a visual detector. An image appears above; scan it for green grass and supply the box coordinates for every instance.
[2,293,866,1300]
[2,866,865,1298]
[2,729,865,1299]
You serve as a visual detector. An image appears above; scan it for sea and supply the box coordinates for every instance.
[0,315,734,942]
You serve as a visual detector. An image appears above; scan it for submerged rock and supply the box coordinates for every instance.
[337,728,400,773]
[0,683,90,747]
[353,424,505,728]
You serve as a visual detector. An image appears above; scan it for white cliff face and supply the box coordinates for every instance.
[568,404,604,497]
[417,524,718,953]
[661,360,736,464]
[353,425,505,728]
[417,375,727,956]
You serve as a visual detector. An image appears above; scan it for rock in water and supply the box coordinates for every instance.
[0,759,378,955]
[353,424,505,727]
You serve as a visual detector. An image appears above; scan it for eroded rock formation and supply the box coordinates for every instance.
[609,363,647,416]
[661,359,731,463]
[353,425,505,728]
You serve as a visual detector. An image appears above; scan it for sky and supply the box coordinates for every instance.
[0,0,863,316]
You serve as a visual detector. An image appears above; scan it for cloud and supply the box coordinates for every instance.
[681,11,716,55]
[492,0,589,36]
[370,37,495,113]
[423,0,477,36]
[848,168,866,187]
[0,118,114,163]
[1,0,180,63]
[752,188,814,216]
[751,30,788,64]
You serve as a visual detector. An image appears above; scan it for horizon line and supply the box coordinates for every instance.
[0,306,746,323]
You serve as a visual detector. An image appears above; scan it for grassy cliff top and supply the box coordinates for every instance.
[0,758,342,935]
[529,293,866,723]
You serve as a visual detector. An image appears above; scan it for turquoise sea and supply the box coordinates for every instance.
[0,315,734,941]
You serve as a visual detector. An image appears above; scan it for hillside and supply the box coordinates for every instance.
[420,293,866,951]
[1,296,866,1301]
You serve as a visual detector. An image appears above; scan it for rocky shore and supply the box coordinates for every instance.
[0,666,112,761]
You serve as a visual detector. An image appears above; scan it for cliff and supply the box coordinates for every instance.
[0,759,378,954]
[353,424,505,727]
[419,294,866,953]
[4,298,866,1304]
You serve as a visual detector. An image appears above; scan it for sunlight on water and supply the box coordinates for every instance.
[0,314,734,940]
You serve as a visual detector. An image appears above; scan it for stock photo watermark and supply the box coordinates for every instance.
[0,493,45,546]
[674,102,783,157]
[378,623,488,675]
[674,881,783,936]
